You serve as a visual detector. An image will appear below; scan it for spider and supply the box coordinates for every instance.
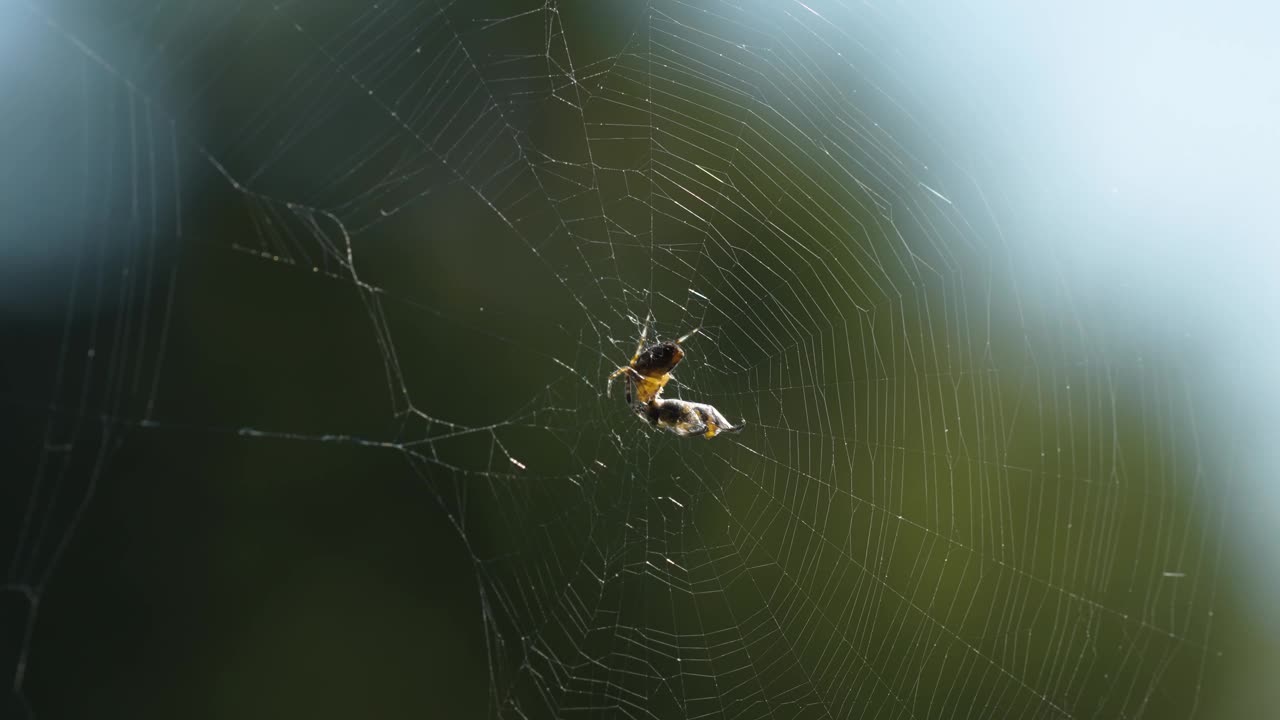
[606,322,699,408]
[639,397,745,439]
[607,320,745,439]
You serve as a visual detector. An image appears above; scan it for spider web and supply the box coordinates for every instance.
[4,0,1267,718]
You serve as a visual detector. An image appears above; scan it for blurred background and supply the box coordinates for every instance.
[2,0,1277,717]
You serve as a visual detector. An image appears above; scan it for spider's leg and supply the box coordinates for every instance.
[674,327,700,345]
[606,365,631,396]
[625,372,639,406]
[607,366,643,398]
[631,318,650,363]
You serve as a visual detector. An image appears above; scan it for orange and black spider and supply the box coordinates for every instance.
[606,322,699,408]
[606,320,746,439]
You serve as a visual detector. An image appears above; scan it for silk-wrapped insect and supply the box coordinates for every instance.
[638,397,745,439]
